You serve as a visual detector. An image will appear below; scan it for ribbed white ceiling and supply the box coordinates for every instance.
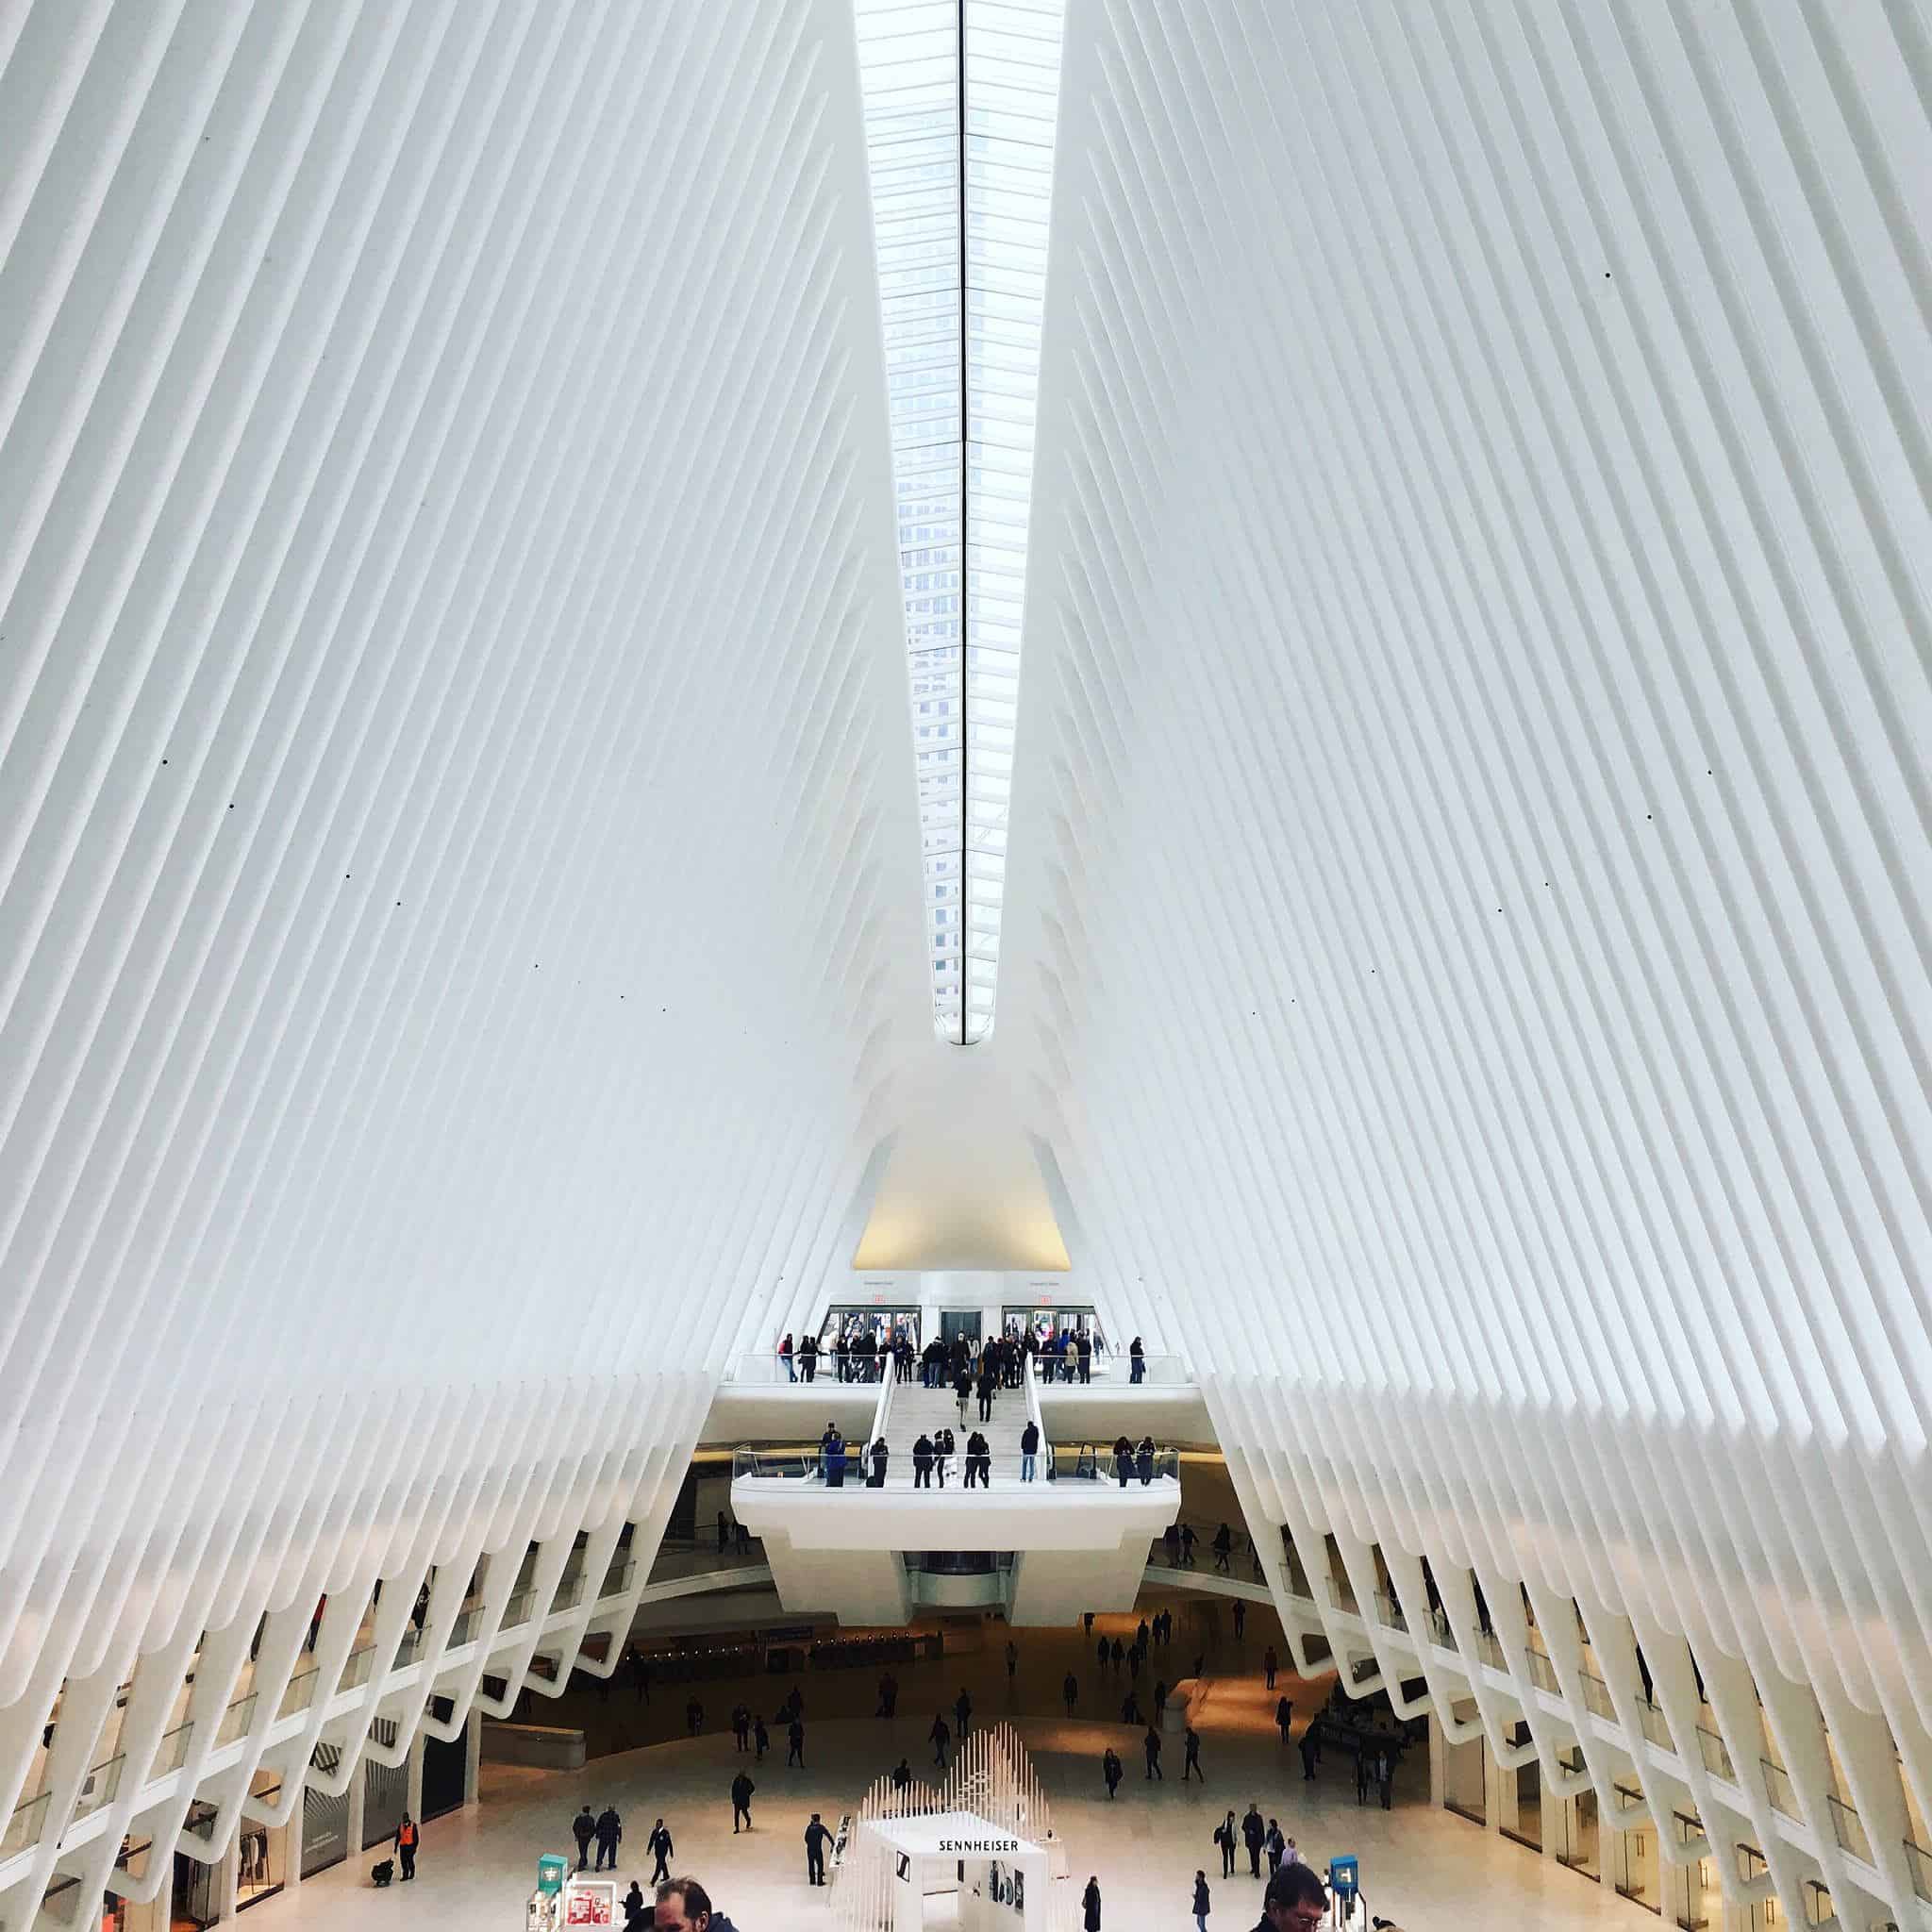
[0,1,1927,1926]
[999,1,1930,1924]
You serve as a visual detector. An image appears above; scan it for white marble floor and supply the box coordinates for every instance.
[273,1709,1649,1931]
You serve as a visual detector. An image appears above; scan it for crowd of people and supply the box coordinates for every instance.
[774,1324,1158,1389]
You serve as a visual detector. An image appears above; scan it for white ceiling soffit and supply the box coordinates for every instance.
[0,0,927,1740]
[855,0,1066,1043]
[999,0,1932,1877]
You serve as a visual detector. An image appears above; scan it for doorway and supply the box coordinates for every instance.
[940,1311,981,1344]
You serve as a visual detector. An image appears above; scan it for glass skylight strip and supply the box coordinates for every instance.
[857,0,1062,1041]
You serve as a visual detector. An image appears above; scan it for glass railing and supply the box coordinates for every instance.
[1372,1591,1408,1634]
[278,1667,319,1719]
[1696,1725,1736,1783]
[1826,1793,1873,1863]
[1473,1628,1506,1672]
[551,1572,586,1614]
[1427,1606,1457,1651]
[1903,1835,1932,1901]
[501,1589,537,1630]
[1580,1670,1616,1720]
[339,1645,376,1691]
[599,1559,635,1600]
[71,1754,125,1822]
[3,1790,50,1858]
[393,1630,422,1670]
[448,1607,479,1647]
[1635,1698,1674,1751]
[1062,1447,1183,1485]
[1759,1757,1799,1819]
[1030,1350,1190,1386]
[726,1353,816,1385]
[1526,1647,1562,1695]
[216,1692,258,1746]
[155,1721,194,1775]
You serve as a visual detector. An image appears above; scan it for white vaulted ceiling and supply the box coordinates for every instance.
[1,0,1929,1925]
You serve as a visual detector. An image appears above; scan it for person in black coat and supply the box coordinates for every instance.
[1102,1747,1123,1798]
[976,1366,997,1422]
[730,1770,755,1832]
[964,1429,990,1488]
[1143,1724,1163,1779]
[913,1433,935,1488]
[593,1805,622,1870]
[954,1689,973,1737]
[1020,1418,1041,1481]
[1111,1434,1133,1487]
[804,1812,833,1885]
[868,1438,889,1488]
[1214,1811,1237,1876]
[1063,1671,1079,1715]
[572,1806,596,1870]
[647,1818,673,1883]
[1082,1875,1102,1930]
[787,1717,806,1766]
[930,1713,950,1765]
[1183,1724,1204,1781]
[1275,1694,1293,1743]
[1192,1870,1211,1930]
[1241,1804,1266,1876]
[622,1879,649,1929]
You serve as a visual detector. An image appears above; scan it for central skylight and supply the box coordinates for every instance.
[855,0,1064,1043]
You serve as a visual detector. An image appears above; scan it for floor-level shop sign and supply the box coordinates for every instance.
[563,1877,616,1925]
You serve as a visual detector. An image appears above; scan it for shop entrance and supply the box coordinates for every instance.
[940,1310,981,1345]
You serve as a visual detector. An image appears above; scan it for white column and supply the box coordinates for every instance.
[464,1708,482,1809]
[1427,1711,1446,1810]
[345,1758,367,1865]
[406,1726,426,1823]
[213,1823,241,1924]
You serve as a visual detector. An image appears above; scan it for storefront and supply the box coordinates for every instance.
[422,1698,469,1820]
[361,1720,408,1851]
[1001,1304,1105,1347]
[1441,1703,1486,1826]
[817,1306,920,1351]
[1608,1788,1658,1912]
[234,1770,289,1912]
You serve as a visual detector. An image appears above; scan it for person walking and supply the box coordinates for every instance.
[594,1805,622,1871]
[1265,1818,1286,1878]
[1354,1740,1369,1807]
[1082,1874,1103,1931]
[1232,1599,1247,1639]
[1263,1646,1278,1690]
[1241,1803,1266,1877]
[730,1769,755,1833]
[731,1705,750,1750]
[1096,1633,1109,1675]
[913,1432,935,1488]
[1378,1747,1395,1810]
[1063,1671,1079,1716]
[1179,1523,1197,1566]
[1214,1811,1237,1877]
[1020,1418,1041,1482]
[1299,1725,1319,1781]
[891,1758,911,1790]
[787,1716,806,1767]
[1102,1746,1123,1799]
[1213,1524,1234,1572]
[1192,1870,1211,1932]
[954,1688,973,1738]
[1275,1695,1293,1743]
[955,1364,972,1424]
[573,1805,597,1871]
[393,1812,419,1881]
[976,1365,996,1422]
[753,1714,769,1760]
[1143,1724,1163,1779]
[929,1713,950,1767]
[1110,1637,1124,1674]
[1153,1679,1169,1725]
[647,1818,674,1884]
[1183,1724,1204,1782]
[804,1812,833,1886]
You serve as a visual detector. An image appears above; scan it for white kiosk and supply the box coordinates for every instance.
[860,1808,1048,1932]
[829,1724,1064,1932]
